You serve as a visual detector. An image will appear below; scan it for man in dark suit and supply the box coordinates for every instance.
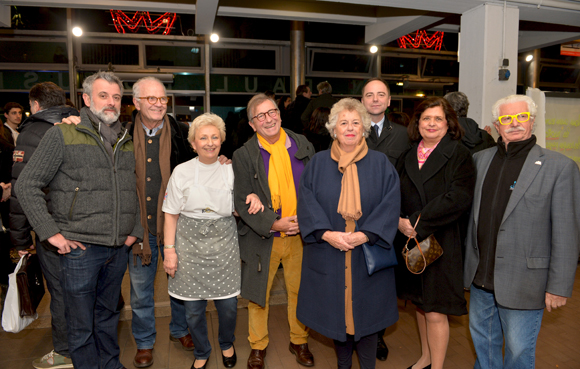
[360,78,410,361]
[464,94,580,368]
[362,78,409,167]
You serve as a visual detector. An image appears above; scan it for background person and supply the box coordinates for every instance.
[297,98,400,369]
[395,97,475,369]
[303,107,331,153]
[443,91,495,154]
[301,81,337,129]
[9,81,79,369]
[163,113,263,369]
[3,102,23,143]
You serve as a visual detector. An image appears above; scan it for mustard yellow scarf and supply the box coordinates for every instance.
[256,129,296,236]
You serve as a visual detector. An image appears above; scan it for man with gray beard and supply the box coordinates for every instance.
[16,71,143,369]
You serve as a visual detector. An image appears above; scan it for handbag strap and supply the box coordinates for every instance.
[403,214,427,274]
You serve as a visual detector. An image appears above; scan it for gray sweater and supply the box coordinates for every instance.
[16,110,143,247]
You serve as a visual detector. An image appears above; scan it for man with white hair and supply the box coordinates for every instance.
[464,94,580,368]
[127,76,196,367]
[16,71,143,369]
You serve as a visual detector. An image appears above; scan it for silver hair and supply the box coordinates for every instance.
[132,76,167,98]
[444,91,469,117]
[247,93,278,121]
[491,95,537,123]
[317,81,332,94]
[326,98,371,138]
[188,113,226,144]
[82,71,123,97]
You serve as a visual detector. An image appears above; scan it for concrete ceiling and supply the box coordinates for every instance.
[1,0,580,52]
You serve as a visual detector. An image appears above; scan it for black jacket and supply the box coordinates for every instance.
[459,117,496,154]
[10,105,80,249]
[366,119,410,166]
[301,93,337,128]
[286,95,310,135]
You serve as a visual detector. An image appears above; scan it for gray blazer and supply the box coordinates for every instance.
[464,144,580,309]
[232,130,314,307]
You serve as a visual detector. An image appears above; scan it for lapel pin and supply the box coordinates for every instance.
[534,161,542,165]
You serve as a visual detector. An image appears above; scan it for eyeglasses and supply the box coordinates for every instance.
[498,112,531,125]
[137,96,169,105]
[252,108,279,122]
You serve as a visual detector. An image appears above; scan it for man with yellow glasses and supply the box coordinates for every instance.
[464,94,580,368]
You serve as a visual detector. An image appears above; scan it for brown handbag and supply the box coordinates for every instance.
[401,215,443,274]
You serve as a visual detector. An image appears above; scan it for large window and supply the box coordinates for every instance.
[81,43,139,66]
[146,45,202,68]
[422,57,459,78]
[381,56,419,76]
[212,48,276,70]
[0,41,68,64]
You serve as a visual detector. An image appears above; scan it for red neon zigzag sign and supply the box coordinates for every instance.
[110,10,177,35]
[398,30,444,51]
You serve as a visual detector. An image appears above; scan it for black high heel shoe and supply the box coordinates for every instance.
[406,364,431,369]
[222,346,237,368]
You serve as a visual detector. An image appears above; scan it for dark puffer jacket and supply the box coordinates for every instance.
[16,108,143,247]
[10,105,80,249]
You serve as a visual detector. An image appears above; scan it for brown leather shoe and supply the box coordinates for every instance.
[247,349,266,369]
[170,333,195,351]
[289,343,314,367]
[133,349,153,368]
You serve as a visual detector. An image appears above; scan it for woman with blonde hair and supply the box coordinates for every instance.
[163,113,263,369]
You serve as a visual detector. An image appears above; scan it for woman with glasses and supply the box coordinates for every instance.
[163,113,264,369]
[395,97,475,369]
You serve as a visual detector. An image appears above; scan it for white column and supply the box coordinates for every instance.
[459,3,519,131]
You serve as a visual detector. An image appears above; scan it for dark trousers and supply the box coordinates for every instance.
[37,242,70,357]
[334,333,378,369]
[61,243,129,369]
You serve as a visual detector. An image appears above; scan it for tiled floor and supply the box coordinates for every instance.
[1,265,579,369]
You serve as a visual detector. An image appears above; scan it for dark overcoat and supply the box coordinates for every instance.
[395,135,475,316]
[297,149,400,341]
[232,129,314,307]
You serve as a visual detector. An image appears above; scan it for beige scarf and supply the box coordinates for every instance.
[133,113,172,265]
[330,138,368,335]
[330,139,368,231]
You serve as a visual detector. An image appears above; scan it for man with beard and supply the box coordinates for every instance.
[16,71,143,369]
[10,81,79,369]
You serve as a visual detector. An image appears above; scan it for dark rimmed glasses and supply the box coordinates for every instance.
[252,109,279,122]
[137,96,169,105]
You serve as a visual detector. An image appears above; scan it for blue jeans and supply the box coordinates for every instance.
[37,241,70,357]
[60,243,130,369]
[469,285,544,369]
[184,297,238,360]
[128,233,189,349]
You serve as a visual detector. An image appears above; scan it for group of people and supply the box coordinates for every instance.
[1,72,578,369]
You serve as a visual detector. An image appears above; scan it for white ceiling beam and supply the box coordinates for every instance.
[217,6,377,26]
[317,0,482,14]
[195,0,219,35]
[518,31,580,52]
[0,5,10,27]
[365,15,443,45]
[0,0,197,14]
[517,5,580,27]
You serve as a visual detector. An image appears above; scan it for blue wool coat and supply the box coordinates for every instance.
[296,148,400,341]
